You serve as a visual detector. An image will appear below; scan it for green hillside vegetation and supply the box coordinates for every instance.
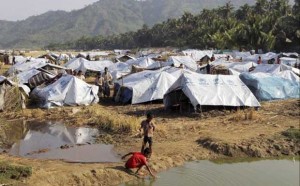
[0,0,257,49]
[47,0,300,52]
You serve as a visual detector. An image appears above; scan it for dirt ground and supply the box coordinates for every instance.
[0,99,299,186]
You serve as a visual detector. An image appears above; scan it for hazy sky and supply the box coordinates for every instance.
[0,0,99,21]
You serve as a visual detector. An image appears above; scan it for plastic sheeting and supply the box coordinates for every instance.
[78,60,113,74]
[280,57,299,66]
[109,62,131,80]
[0,76,6,83]
[164,72,260,108]
[240,73,300,101]
[115,68,178,104]
[31,75,99,108]
[131,72,177,104]
[125,57,160,69]
[251,64,299,75]
[232,51,252,59]
[13,69,41,84]
[243,52,278,63]
[7,60,48,75]
[275,70,299,82]
[182,49,213,61]
[64,57,114,74]
[167,56,198,71]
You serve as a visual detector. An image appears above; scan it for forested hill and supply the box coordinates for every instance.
[0,0,257,49]
[47,0,300,53]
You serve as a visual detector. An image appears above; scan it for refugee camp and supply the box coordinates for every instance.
[0,0,299,185]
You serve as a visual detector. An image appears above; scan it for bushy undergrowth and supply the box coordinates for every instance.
[0,162,32,183]
[282,128,300,141]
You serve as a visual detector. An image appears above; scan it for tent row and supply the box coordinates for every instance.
[1,49,299,110]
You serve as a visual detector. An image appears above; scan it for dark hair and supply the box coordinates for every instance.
[147,112,153,119]
[143,148,151,155]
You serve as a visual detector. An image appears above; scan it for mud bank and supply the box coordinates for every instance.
[0,99,299,185]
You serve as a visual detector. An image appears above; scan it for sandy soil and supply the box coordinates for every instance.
[0,99,299,185]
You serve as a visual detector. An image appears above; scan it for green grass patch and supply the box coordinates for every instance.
[0,162,32,183]
[282,128,300,141]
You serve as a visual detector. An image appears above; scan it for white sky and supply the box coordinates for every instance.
[0,0,99,21]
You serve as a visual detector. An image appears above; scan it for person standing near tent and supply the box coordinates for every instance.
[95,72,104,98]
[210,54,215,62]
[122,148,156,178]
[257,56,262,64]
[140,113,155,157]
[206,63,211,74]
[102,67,113,97]
[276,56,281,64]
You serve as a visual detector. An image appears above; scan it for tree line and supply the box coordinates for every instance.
[46,0,300,53]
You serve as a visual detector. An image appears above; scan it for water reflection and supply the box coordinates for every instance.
[0,120,120,163]
[121,160,299,186]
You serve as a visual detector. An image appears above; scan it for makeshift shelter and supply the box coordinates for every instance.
[167,56,198,71]
[109,62,131,80]
[125,57,161,69]
[232,51,252,59]
[251,64,299,75]
[0,76,29,111]
[243,52,278,64]
[182,50,213,62]
[38,53,57,63]
[164,71,261,110]
[64,57,89,71]
[282,52,299,58]
[240,73,300,101]
[31,75,99,108]
[116,55,136,62]
[114,68,177,104]
[28,71,56,89]
[64,58,113,74]
[279,57,299,66]
[7,58,50,75]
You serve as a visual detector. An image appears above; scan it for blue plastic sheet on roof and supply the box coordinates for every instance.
[239,73,300,101]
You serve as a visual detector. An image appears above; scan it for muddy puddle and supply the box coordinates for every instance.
[121,159,299,186]
[0,120,120,163]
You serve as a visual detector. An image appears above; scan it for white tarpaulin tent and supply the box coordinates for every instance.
[13,69,41,84]
[182,50,213,61]
[64,58,114,74]
[228,62,257,74]
[115,68,177,104]
[275,70,299,82]
[13,56,28,64]
[77,60,114,74]
[280,57,299,66]
[243,52,278,63]
[282,52,299,57]
[64,57,88,71]
[130,71,177,104]
[109,62,131,80]
[125,57,160,69]
[251,64,299,75]
[232,51,252,59]
[250,71,299,83]
[167,56,198,71]
[31,75,99,108]
[7,60,48,75]
[164,71,261,108]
